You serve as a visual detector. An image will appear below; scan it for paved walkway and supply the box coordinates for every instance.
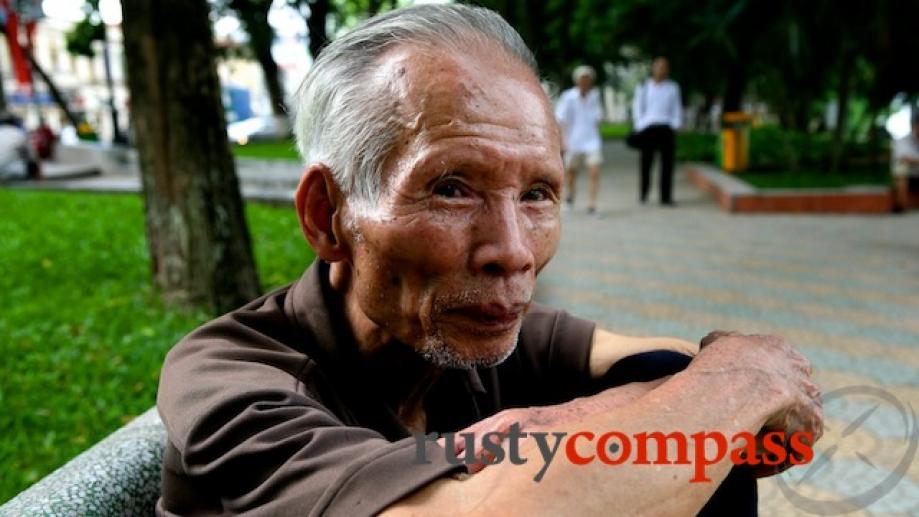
[539,141,919,516]
[7,157,302,203]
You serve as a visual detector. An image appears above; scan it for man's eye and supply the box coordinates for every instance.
[522,187,551,202]
[433,182,466,198]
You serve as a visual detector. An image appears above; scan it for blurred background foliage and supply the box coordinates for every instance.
[469,0,918,176]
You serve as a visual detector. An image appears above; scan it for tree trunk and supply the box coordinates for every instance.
[722,61,747,113]
[306,0,330,59]
[549,0,571,85]
[233,1,287,116]
[830,48,854,172]
[512,0,535,52]
[791,98,810,132]
[0,64,6,112]
[122,0,261,314]
[695,94,714,131]
[867,107,882,173]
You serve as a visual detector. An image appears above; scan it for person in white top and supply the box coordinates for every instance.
[632,57,682,205]
[555,65,603,214]
[892,112,919,211]
[0,112,30,181]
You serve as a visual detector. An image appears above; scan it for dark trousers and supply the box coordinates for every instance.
[639,124,676,203]
[596,350,758,516]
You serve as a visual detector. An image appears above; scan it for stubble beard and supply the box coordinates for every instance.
[419,328,520,370]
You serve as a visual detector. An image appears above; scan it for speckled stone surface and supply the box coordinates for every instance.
[538,141,919,516]
[0,408,164,516]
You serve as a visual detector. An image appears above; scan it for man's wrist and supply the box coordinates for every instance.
[670,365,781,432]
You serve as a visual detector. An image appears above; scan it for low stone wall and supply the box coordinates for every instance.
[687,164,893,214]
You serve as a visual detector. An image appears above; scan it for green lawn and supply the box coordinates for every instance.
[600,122,631,140]
[231,139,300,161]
[738,169,890,189]
[0,189,314,503]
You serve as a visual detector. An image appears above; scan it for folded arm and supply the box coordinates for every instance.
[382,333,822,516]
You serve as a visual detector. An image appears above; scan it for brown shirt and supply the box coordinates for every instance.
[156,260,596,516]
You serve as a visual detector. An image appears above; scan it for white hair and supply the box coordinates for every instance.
[572,65,595,83]
[293,4,537,217]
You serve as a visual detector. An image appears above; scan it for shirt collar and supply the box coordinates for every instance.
[285,260,358,366]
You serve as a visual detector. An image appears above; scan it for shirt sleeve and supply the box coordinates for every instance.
[555,92,571,129]
[592,91,604,124]
[671,83,683,130]
[632,84,644,131]
[157,306,463,516]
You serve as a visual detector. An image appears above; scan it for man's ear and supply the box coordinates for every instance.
[295,164,349,262]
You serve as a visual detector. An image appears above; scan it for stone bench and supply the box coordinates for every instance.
[0,408,165,516]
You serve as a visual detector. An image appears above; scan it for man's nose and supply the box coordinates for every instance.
[470,199,535,277]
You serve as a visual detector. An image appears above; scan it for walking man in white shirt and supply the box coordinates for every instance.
[632,57,682,206]
[556,65,603,214]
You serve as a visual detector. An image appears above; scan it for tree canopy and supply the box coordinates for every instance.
[468,0,919,117]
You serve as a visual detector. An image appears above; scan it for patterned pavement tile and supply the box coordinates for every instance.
[536,142,919,516]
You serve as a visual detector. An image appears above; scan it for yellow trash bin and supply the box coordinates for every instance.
[720,112,751,172]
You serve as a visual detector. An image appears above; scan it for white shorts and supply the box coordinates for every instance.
[564,149,603,170]
[892,161,919,179]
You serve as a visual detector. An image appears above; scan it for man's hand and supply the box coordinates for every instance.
[691,332,824,477]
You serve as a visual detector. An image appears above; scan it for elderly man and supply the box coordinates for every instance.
[556,65,604,214]
[157,5,822,516]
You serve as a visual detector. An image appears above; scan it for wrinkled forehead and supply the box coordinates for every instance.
[371,42,556,143]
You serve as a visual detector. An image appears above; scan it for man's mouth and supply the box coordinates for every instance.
[447,303,527,334]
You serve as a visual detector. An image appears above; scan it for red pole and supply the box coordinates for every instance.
[1,0,34,90]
